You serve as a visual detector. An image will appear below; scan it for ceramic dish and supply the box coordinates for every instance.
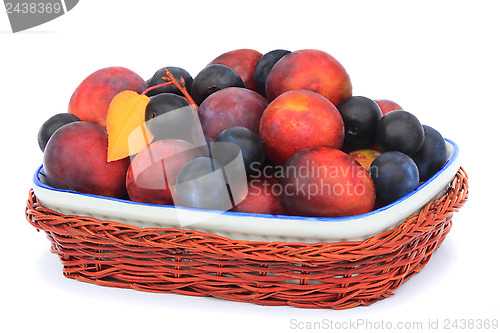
[32,139,460,243]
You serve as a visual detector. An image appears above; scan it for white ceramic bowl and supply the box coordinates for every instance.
[32,139,460,243]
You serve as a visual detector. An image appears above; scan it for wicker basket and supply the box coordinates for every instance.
[25,166,468,310]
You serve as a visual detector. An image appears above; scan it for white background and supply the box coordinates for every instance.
[1,1,498,332]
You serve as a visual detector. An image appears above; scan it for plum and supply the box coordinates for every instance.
[38,113,80,152]
[144,93,193,141]
[43,121,129,198]
[259,90,344,165]
[337,96,383,151]
[175,157,232,210]
[68,67,147,127]
[126,139,202,205]
[191,64,244,105]
[279,147,376,217]
[265,49,352,106]
[146,66,193,97]
[376,110,425,155]
[198,87,268,139]
[213,126,265,174]
[369,151,419,204]
[208,49,263,92]
[411,125,448,181]
[254,49,291,97]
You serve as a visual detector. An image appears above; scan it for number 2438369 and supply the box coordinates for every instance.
[5,2,62,14]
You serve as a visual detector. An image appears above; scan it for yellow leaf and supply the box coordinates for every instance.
[106,90,153,162]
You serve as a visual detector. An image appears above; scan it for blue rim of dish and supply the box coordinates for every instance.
[33,138,459,222]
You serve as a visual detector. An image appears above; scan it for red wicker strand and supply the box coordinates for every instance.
[25,167,468,310]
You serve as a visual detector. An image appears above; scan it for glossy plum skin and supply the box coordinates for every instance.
[175,157,230,210]
[198,87,268,139]
[68,67,147,127]
[126,139,202,205]
[208,49,263,92]
[213,126,265,174]
[369,151,419,204]
[376,110,425,155]
[232,175,285,215]
[254,49,291,97]
[146,66,193,97]
[259,90,345,165]
[43,122,129,198]
[279,147,376,217]
[411,125,448,181]
[337,96,383,150]
[191,64,244,105]
[265,49,352,106]
[374,99,403,115]
[38,113,80,151]
[145,93,193,141]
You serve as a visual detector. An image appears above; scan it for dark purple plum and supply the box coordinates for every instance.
[254,49,291,97]
[38,113,80,151]
[145,66,193,97]
[411,125,448,181]
[145,93,193,141]
[175,157,231,210]
[337,96,383,150]
[376,110,425,155]
[213,126,265,174]
[369,151,419,204]
[191,64,244,105]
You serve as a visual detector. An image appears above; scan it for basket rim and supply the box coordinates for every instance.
[33,138,460,224]
[26,166,468,252]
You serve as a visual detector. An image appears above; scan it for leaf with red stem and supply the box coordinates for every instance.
[106,90,153,162]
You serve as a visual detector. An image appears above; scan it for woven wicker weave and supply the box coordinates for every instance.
[25,167,468,310]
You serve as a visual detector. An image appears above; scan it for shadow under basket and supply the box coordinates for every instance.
[25,167,468,310]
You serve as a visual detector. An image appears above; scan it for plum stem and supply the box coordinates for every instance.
[161,68,199,110]
[141,82,173,96]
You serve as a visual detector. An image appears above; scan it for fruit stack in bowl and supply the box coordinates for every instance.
[37,48,449,220]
